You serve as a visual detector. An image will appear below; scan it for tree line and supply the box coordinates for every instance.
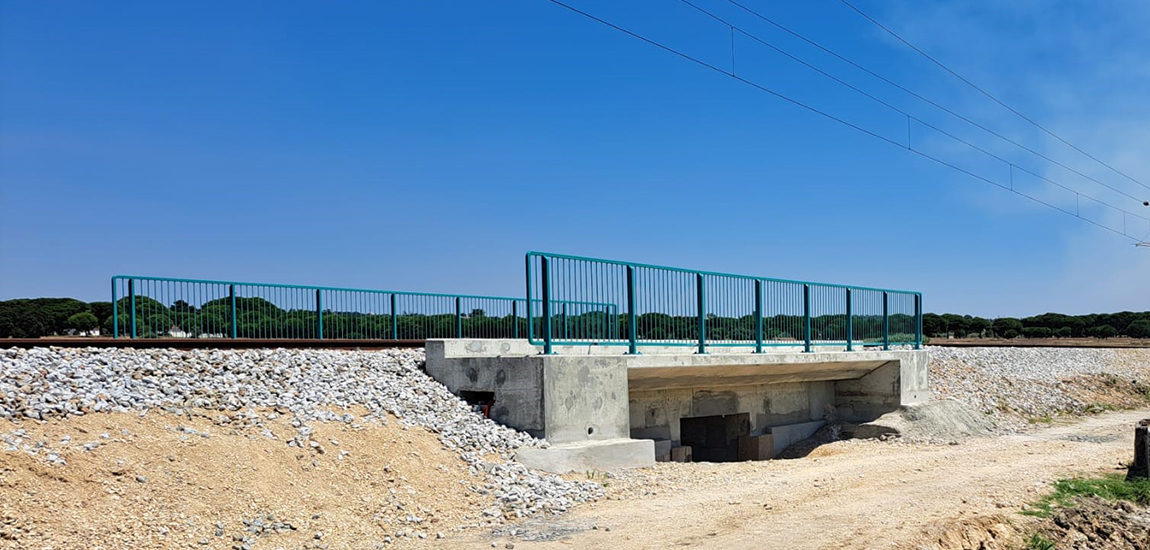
[922,311,1150,339]
[1,296,1147,341]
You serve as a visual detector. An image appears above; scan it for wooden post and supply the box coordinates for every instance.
[1136,419,1150,478]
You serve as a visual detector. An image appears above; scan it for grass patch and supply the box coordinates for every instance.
[1024,533,1056,550]
[1027,414,1055,425]
[1022,474,1150,517]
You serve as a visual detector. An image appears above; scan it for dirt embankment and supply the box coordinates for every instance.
[0,410,490,549]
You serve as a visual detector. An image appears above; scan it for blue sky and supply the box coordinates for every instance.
[2,0,1148,317]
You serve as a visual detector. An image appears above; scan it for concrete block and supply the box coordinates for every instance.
[737,434,776,461]
[514,438,655,474]
[671,445,692,463]
[653,439,672,462]
[767,420,825,456]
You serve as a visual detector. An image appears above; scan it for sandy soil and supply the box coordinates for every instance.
[0,410,495,549]
[3,407,1147,549]
[455,408,1150,550]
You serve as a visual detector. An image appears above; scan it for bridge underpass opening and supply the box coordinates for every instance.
[679,413,750,463]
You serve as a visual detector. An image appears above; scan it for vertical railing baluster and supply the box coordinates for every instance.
[229,284,237,339]
[846,288,853,351]
[526,255,534,343]
[542,256,552,354]
[391,293,398,340]
[455,297,462,338]
[882,291,890,350]
[512,300,519,339]
[626,265,637,355]
[914,293,923,350]
[112,278,119,339]
[696,274,706,354]
[754,279,763,353]
[316,289,323,340]
[802,283,811,353]
[561,303,568,340]
[129,279,137,339]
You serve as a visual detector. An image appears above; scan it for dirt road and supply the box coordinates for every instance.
[461,408,1149,550]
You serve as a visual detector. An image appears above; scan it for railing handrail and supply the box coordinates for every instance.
[112,275,622,309]
[112,275,527,303]
[525,251,921,296]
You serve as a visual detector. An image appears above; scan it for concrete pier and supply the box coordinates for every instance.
[425,339,928,472]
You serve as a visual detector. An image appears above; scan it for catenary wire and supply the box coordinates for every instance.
[540,0,1149,240]
[836,0,1150,193]
[719,0,1148,204]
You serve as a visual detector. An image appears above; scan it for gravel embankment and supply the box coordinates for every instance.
[0,346,600,517]
[928,346,1150,428]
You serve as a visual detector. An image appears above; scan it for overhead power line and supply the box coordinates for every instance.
[836,0,1150,194]
[675,0,1146,211]
[720,0,1147,205]
[539,0,1150,241]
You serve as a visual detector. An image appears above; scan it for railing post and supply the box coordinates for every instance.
[542,256,553,354]
[455,297,463,338]
[802,283,811,353]
[561,303,568,340]
[696,273,706,354]
[526,254,535,342]
[754,279,763,353]
[391,293,398,339]
[626,265,638,355]
[512,300,519,339]
[112,278,119,339]
[914,294,923,350]
[882,291,890,350]
[229,285,237,339]
[129,279,137,339]
[845,288,853,351]
[316,289,323,340]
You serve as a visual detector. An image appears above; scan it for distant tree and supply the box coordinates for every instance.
[922,313,946,337]
[941,313,968,337]
[0,298,90,337]
[992,318,1022,338]
[968,317,991,338]
[1127,320,1150,339]
[88,301,113,326]
[1054,327,1072,338]
[1021,326,1052,338]
[1002,329,1019,339]
[66,312,98,334]
[470,309,485,318]
[1090,325,1118,339]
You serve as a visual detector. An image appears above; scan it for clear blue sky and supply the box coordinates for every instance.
[2,0,1149,317]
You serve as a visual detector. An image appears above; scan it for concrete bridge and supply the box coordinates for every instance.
[426,339,928,472]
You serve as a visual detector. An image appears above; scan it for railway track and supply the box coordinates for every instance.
[1,338,424,350]
[6,337,1147,350]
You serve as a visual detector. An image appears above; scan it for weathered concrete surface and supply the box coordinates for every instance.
[628,382,835,443]
[515,438,655,473]
[425,339,928,468]
[768,420,826,455]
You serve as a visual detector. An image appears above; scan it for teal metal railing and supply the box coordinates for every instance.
[111,275,618,340]
[525,252,922,354]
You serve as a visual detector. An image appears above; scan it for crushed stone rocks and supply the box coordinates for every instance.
[928,346,1150,431]
[0,346,601,518]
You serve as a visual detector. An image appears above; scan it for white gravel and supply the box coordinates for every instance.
[928,346,1150,428]
[0,346,601,517]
